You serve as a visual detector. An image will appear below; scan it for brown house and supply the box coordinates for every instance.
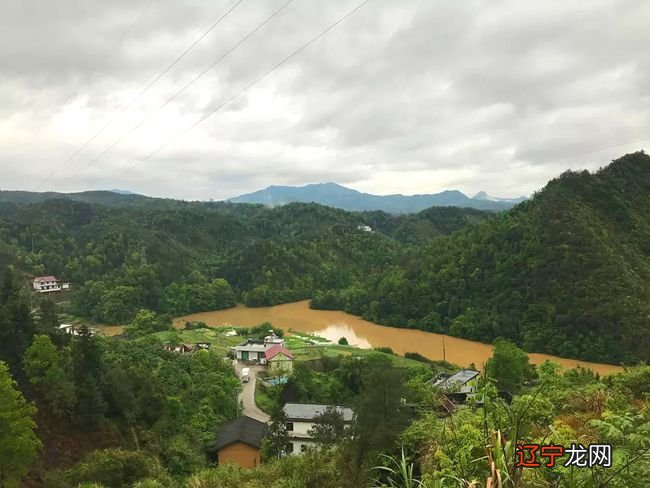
[211,416,268,468]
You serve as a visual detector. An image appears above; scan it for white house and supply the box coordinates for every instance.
[233,333,286,363]
[263,332,285,348]
[233,340,268,362]
[33,276,70,293]
[283,403,354,455]
[429,369,480,393]
[357,225,372,232]
[58,324,79,336]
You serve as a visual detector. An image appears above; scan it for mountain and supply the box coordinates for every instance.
[317,152,650,363]
[0,190,167,208]
[228,182,520,212]
[473,191,528,204]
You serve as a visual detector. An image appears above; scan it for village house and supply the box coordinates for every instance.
[210,416,268,468]
[162,342,211,354]
[264,345,294,373]
[233,340,267,362]
[283,403,354,455]
[58,324,80,336]
[428,369,480,393]
[32,275,70,293]
[232,332,286,363]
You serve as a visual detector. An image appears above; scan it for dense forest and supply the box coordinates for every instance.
[1,153,650,486]
[1,152,649,363]
[1,272,648,487]
[320,152,650,363]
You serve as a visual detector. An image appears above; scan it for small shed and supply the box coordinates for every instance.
[210,416,268,468]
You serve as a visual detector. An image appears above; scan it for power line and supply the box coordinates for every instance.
[29,0,156,148]
[35,0,244,190]
[118,0,374,179]
[104,0,156,63]
[63,0,296,184]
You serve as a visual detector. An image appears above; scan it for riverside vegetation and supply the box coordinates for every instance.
[0,152,649,486]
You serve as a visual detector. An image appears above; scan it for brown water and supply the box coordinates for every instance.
[171,300,623,376]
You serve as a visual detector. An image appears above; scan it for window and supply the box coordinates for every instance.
[300,444,308,452]
[286,422,294,431]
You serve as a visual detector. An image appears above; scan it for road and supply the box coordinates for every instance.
[235,362,270,423]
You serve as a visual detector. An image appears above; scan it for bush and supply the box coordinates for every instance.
[44,449,168,488]
[374,346,395,355]
[184,321,209,330]
[404,352,431,363]
[338,337,349,345]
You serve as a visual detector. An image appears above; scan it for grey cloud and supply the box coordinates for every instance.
[0,0,649,200]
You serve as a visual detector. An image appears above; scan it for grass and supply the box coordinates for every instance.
[290,343,431,369]
[149,328,243,356]
[255,379,277,415]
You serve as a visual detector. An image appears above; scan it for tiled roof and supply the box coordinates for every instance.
[265,344,294,361]
[431,369,480,388]
[34,276,57,282]
[212,416,268,451]
[283,403,354,422]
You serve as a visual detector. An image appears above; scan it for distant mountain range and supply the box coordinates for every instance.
[0,185,526,213]
[228,183,527,212]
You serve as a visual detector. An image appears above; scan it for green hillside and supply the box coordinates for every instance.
[337,152,650,363]
[1,153,648,363]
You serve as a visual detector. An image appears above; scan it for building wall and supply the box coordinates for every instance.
[217,442,261,468]
[269,356,293,372]
[459,377,479,393]
[287,420,314,437]
[288,438,315,455]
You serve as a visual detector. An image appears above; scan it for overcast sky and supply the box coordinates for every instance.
[1,0,649,200]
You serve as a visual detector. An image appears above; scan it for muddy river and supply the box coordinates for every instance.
[169,300,623,376]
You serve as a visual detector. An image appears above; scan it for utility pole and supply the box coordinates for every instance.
[442,336,446,363]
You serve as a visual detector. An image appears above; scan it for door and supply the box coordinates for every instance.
[242,351,249,361]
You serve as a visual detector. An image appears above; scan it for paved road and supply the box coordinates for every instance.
[235,362,270,423]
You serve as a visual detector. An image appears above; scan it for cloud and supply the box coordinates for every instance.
[0,0,648,200]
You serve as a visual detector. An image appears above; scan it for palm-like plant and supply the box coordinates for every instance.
[374,447,422,488]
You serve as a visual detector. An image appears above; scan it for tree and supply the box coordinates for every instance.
[125,309,171,338]
[0,267,35,367]
[486,339,536,393]
[261,408,291,459]
[308,406,348,447]
[344,355,409,484]
[104,363,164,449]
[23,335,75,417]
[72,325,106,427]
[38,298,60,335]
[338,337,349,345]
[0,361,41,487]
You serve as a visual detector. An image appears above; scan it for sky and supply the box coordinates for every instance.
[1,0,649,201]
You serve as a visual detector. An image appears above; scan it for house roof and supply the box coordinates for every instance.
[34,275,57,282]
[283,403,354,422]
[265,344,294,361]
[430,369,480,389]
[212,416,268,451]
[233,343,267,352]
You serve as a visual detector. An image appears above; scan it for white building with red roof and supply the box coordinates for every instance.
[264,344,294,373]
[32,275,70,293]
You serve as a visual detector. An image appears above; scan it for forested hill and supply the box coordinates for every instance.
[0,197,489,323]
[328,152,650,363]
[1,152,648,363]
